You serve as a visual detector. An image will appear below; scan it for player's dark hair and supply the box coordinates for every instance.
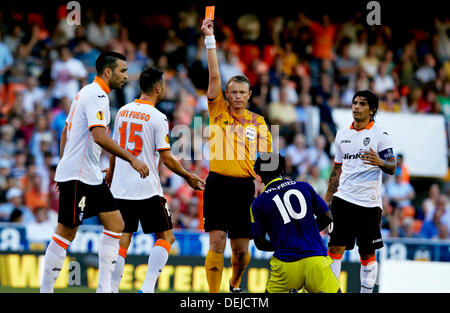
[96,51,126,75]
[254,152,285,184]
[226,75,251,91]
[352,90,379,121]
[139,67,164,94]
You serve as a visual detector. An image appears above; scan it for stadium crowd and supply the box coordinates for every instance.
[0,4,449,242]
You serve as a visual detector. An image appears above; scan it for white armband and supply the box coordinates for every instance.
[204,35,216,49]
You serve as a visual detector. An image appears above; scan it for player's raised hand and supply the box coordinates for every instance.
[201,19,214,36]
[130,158,150,178]
[186,173,206,190]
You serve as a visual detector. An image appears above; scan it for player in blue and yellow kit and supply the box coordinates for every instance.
[251,152,340,293]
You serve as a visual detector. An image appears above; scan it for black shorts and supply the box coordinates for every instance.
[57,180,120,228]
[328,196,383,251]
[203,171,254,239]
[116,196,173,234]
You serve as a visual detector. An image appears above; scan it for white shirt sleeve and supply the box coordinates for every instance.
[378,131,395,160]
[85,94,108,130]
[154,114,171,151]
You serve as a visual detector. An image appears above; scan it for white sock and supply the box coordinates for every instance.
[328,252,343,279]
[360,258,378,293]
[111,247,127,293]
[97,230,121,293]
[40,234,70,293]
[140,239,171,293]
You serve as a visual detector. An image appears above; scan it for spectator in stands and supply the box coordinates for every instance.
[49,45,87,107]
[167,64,198,100]
[422,183,441,220]
[348,29,368,61]
[74,37,100,83]
[395,153,410,183]
[417,85,441,113]
[268,87,298,140]
[285,133,309,176]
[420,201,446,239]
[385,170,416,220]
[379,89,401,112]
[415,53,437,85]
[335,37,359,87]
[424,195,450,227]
[0,124,16,159]
[374,61,396,96]
[178,197,200,230]
[220,48,244,91]
[21,75,49,114]
[0,187,34,223]
[434,17,450,62]
[306,134,331,177]
[304,164,328,198]
[86,10,114,50]
[122,46,143,103]
[298,12,336,60]
[0,29,13,93]
[437,223,449,240]
[9,149,27,180]
[25,206,57,243]
[51,97,71,146]
[270,75,299,105]
[359,45,380,78]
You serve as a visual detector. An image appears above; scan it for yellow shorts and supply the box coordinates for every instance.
[266,255,340,293]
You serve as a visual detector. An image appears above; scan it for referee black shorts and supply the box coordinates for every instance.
[57,180,120,228]
[203,171,255,239]
[328,196,383,252]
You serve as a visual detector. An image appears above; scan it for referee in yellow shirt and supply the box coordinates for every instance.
[201,18,272,293]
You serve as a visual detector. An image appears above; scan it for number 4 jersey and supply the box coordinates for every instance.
[110,99,170,200]
[251,178,330,262]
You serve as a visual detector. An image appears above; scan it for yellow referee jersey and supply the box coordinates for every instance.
[207,92,272,178]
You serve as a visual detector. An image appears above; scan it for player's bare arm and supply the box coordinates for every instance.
[325,162,342,206]
[105,155,116,187]
[159,149,205,190]
[60,124,68,158]
[201,18,221,101]
[361,147,396,175]
[90,126,149,178]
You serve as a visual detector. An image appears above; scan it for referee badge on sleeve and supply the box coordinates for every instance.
[245,126,257,141]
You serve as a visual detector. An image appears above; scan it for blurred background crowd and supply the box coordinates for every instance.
[0,2,449,241]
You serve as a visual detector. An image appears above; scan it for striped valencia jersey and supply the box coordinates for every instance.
[334,121,395,208]
[251,178,329,262]
[110,99,170,200]
[208,91,272,178]
[55,76,111,185]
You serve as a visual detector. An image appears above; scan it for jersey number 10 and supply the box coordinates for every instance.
[272,190,307,224]
[119,121,143,157]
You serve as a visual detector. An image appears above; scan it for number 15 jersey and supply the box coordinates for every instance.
[110,99,171,200]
